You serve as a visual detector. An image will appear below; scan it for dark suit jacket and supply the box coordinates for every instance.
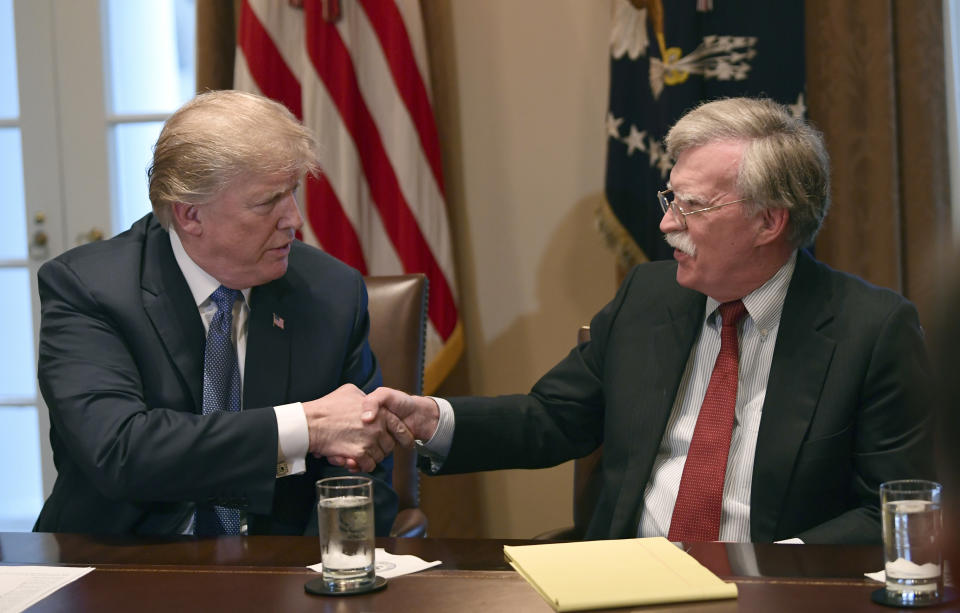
[34,214,397,536]
[438,251,934,543]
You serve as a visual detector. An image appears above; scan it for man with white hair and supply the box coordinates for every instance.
[34,90,410,537]
[361,97,933,544]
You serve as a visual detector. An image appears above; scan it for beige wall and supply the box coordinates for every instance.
[423,0,618,538]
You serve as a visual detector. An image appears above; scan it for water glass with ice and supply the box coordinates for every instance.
[317,476,376,592]
[880,479,943,605]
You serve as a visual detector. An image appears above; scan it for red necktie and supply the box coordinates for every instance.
[668,300,747,542]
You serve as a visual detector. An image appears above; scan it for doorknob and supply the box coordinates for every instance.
[76,227,105,245]
[30,212,49,260]
[30,229,49,260]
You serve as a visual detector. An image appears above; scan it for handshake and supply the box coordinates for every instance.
[302,385,440,473]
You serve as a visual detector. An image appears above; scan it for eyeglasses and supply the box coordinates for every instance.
[657,189,749,230]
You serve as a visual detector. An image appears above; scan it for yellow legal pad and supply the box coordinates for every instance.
[503,537,738,612]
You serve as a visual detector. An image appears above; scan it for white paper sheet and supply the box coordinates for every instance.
[308,548,440,578]
[0,565,95,613]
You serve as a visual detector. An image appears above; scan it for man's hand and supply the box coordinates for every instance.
[303,384,414,473]
[361,387,440,442]
[328,387,441,472]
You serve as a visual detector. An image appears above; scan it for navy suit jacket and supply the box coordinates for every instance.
[34,214,397,536]
[439,251,934,543]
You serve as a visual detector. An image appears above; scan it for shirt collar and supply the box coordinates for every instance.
[704,250,798,330]
[169,227,252,307]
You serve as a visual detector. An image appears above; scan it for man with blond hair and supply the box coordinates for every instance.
[35,90,409,536]
[361,97,934,544]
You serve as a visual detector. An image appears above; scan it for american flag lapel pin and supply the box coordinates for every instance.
[272,313,285,330]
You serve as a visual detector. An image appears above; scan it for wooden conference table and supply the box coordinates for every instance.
[0,532,954,612]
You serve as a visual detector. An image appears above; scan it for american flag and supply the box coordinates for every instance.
[235,0,461,392]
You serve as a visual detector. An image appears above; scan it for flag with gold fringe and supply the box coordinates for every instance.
[599,0,806,267]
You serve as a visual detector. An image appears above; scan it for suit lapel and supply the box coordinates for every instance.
[140,220,205,413]
[750,251,836,541]
[612,291,704,537]
[244,279,292,409]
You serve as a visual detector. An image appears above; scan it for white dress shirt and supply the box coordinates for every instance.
[423,252,798,542]
[639,251,796,541]
[169,229,308,478]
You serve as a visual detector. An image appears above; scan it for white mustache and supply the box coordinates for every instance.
[664,231,697,257]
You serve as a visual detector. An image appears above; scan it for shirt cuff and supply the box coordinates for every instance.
[414,397,454,470]
[274,402,308,478]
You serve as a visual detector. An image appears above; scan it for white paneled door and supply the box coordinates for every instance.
[1,0,194,530]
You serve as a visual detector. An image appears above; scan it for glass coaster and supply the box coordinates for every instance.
[305,575,388,596]
[870,586,957,608]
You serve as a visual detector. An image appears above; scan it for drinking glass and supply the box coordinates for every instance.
[880,480,943,605]
[316,476,375,592]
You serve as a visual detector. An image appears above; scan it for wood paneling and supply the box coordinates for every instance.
[807,0,902,292]
[195,0,237,93]
[807,0,951,327]
[893,0,951,325]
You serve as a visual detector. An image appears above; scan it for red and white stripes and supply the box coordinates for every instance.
[236,0,462,391]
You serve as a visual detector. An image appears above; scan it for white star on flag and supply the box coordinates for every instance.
[624,125,647,156]
[606,112,624,139]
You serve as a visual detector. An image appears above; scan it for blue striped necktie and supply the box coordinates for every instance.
[195,285,243,536]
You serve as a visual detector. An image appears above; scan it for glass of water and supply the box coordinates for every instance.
[880,480,943,605]
[317,476,376,592]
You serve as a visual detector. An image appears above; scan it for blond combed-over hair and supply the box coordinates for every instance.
[148,90,320,228]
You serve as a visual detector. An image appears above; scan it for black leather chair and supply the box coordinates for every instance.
[365,274,429,537]
[535,325,603,540]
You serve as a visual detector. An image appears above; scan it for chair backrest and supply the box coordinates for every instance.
[364,274,429,537]
[535,325,603,540]
[571,325,603,537]
[365,275,428,395]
